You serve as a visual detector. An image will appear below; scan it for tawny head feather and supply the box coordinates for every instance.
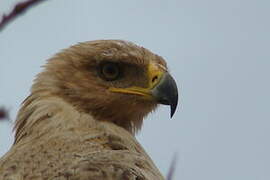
[15,40,169,139]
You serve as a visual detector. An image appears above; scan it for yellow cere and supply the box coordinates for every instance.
[147,61,166,88]
[109,62,165,99]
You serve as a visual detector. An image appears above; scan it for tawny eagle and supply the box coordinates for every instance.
[0,40,178,180]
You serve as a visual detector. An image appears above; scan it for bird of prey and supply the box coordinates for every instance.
[0,40,178,180]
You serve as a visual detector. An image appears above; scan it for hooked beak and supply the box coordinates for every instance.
[151,72,178,117]
[109,62,179,117]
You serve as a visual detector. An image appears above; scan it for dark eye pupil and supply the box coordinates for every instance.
[104,65,116,75]
[100,63,120,81]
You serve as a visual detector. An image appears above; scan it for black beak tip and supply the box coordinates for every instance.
[170,106,176,118]
[170,93,178,118]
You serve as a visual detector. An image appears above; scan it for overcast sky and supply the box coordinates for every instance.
[1,0,270,179]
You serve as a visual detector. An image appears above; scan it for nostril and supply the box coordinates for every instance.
[152,75,158,83]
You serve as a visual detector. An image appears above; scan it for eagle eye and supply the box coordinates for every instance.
[99,62,121,81]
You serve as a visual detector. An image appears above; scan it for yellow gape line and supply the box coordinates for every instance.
[109,62,166,100]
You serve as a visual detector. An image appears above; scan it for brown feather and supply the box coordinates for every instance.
[1,40,167,179]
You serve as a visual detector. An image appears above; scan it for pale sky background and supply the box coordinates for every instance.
[0,0,270,179]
